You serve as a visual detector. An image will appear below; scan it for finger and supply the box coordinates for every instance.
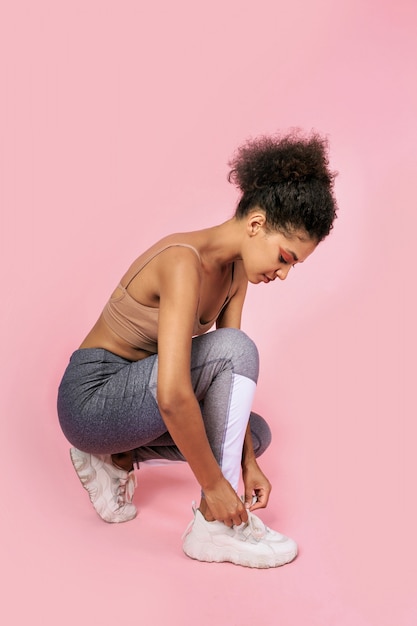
[231,502,248,526]
[244,489,253,509]
[239,507,249,524]
[249,500,265,511]
[226,516,245,527]
[249,490,269,511]
[223,509,244,527]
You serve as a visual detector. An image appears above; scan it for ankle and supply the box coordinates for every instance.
[111,452,134,472]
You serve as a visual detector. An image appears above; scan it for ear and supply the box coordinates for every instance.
[246,210,267,236]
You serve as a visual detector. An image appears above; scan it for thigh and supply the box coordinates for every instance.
[146,328,259,404]
[57,348,166,454]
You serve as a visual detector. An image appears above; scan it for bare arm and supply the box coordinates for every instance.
[215,260,248,331]
[155,248,247,525]
[217,262,272,511]
[216,264,256,467]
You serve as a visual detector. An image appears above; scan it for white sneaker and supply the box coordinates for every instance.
[182,508,297,568]
[70,448,137,523]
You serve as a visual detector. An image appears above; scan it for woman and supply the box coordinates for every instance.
[57,131,337,568]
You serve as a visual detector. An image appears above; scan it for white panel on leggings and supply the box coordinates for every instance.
[221,373,256,492]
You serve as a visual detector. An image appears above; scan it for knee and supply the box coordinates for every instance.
[216,328,259,382]
[249,412,272,457]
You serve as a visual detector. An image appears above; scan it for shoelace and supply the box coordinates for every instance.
[117,471,137,505]
[235,511,267,541]
[181,502,267,540]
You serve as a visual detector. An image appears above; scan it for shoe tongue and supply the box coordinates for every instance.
[247,512,266,539]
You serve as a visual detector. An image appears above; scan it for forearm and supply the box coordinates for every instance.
[241,422,257,468]
[241,423,272,510]
[158,394,223,491]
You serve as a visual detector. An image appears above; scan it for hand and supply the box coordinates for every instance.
[242,458,272,512]
[203,476,248,527]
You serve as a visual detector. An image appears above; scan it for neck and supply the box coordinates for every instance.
[199,218,244,267]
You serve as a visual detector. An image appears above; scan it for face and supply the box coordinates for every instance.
[242,212,317,284]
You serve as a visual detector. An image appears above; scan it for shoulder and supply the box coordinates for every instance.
[156,245,203,301]
[154,244,202,275]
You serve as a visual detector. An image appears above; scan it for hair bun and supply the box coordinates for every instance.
[228,130,333,193]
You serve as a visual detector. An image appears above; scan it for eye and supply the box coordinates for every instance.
[279,254,289,264]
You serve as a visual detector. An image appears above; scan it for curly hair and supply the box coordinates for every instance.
[228,130,338,242]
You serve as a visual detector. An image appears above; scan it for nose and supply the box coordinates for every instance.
[276,265,291,281]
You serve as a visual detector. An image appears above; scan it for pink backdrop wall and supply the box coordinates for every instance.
[1,1,416,624]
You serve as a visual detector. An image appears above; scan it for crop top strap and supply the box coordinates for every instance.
[123,243,202,289]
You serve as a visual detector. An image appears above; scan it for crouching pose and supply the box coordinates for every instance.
[57,131,337,568]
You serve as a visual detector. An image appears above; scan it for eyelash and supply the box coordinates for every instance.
[279,254,296,268]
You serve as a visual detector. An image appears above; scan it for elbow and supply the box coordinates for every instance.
[157,386,195,418]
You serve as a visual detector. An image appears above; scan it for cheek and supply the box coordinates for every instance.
[243,256,262,282]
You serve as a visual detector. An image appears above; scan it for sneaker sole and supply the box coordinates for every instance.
[183,536,297,568]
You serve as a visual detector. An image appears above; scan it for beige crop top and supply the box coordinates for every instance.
[102,243,235,354]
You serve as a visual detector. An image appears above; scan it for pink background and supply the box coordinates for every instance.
[1,1,416,624]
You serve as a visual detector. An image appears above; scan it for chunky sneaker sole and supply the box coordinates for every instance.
[70,448,137,523]
[183,508,297,568]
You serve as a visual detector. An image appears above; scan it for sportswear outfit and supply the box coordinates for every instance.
[57,241,297,567]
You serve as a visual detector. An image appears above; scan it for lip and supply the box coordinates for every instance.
[263,275,273,283]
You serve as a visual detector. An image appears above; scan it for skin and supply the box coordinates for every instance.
[80,208,317,527]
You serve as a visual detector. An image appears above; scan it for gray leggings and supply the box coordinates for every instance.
[57,328,271,490]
